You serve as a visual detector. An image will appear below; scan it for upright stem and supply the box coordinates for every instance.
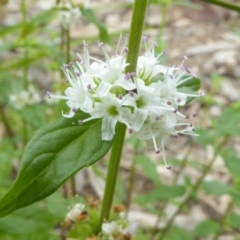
[97,0,148,232]
[125,0,148,74]
[212,199,234,240]
[21,0,29,144]
[66,28,71,64]
[98,123,126,231]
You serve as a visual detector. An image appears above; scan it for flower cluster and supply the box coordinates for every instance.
[57,0,81,29]
[65,203,86,223]
[48,36,202,168]
[10,85,41,109]
[101,211,137,240]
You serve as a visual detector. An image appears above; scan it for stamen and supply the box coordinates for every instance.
[97,41,104,48]
[174,134,179,138]
[174,110,189,119]
[125,73,131,80]
[192,72,197,78]
[193,113,197,117]
[123,47,129,53]
[118,94,123,100]
[152,136,160,154]
[161,140,171,170]
[152,41,157,48]
[185,67,191,74]
[128,128,133,134]
[130,72,136,77]
[129,91,135,97]
[46,91,51,98]
[142,35,148,42]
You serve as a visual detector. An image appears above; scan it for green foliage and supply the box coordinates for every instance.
[80,8,111,43]
[135,184,186,205]
[214,108,240,137]
[194,219,220,237]
[166,227,194,240]
[222,150,240,179]
[0,204,59,240]
[21,104,48,130]
[135,155,161,186]
[202,181,229,195]
[227,213,240,228]
[0,111,113,217]
[177,77,201,104]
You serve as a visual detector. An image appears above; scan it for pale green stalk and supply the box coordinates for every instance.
[21,0,29,144]
[97,0,148,232]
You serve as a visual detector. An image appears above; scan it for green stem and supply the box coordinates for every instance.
[125,0,148,74]
[158,4,167,43]
[21,0,29,144]
[212,199,234,240]
[200,0,240,12]
[97,0,148,232]
[97,123,126,231]
[66,27,71,63]
[125,139,141,212]
[158,136,229,240]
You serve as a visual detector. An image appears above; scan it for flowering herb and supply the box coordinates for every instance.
[48,36,203,169]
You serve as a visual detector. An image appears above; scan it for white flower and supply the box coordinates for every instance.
[79,93,132,140]
[49,36,203,168]
[134,112,198,169]
[10,85,41,109]
[57,0,81,29]
[65,203,85,222]
[136,36,168,83]
[123,78,165,132]
[102,221,123,235]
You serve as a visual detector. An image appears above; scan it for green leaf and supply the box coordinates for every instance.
[0,111,113,218]
[19,8,57,39]
[135,185,186,205]
[227,213,240,228]
[222,150,240,179]
[177,77,201,104]
[166,227,194,240]
[135,155,161,186]
[21,104,47,130]
[229,189,240,207]
[0,52,48,71]
[195,128,216,146]
[215,108,240,137]
[202,181,229,195]
[0,204,54,235]
[194,219,219,237]
[80,8,111,43]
